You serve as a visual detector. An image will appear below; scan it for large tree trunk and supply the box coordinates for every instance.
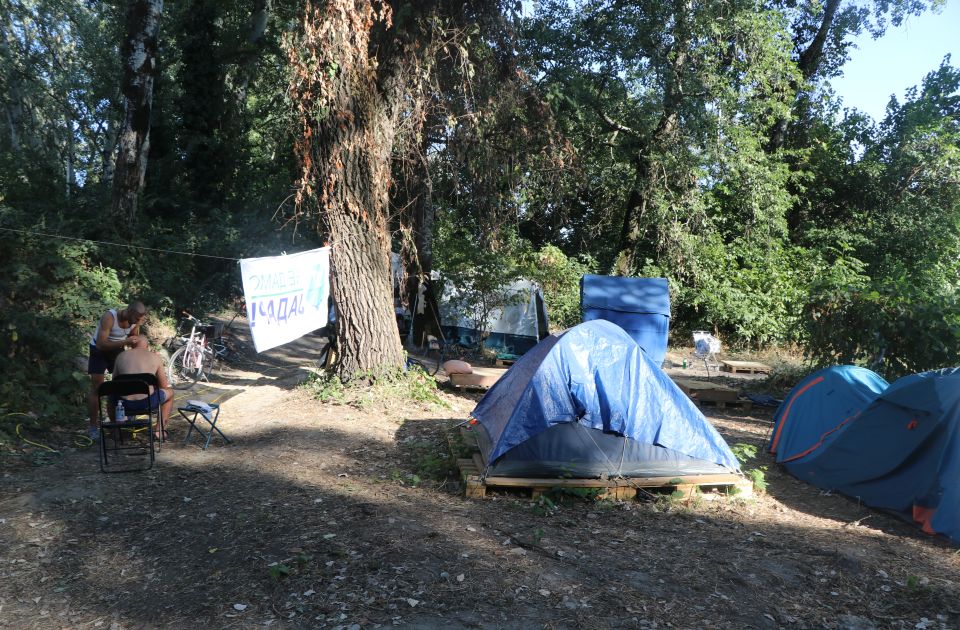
[612,0,688,272]
[179,0,226,208]
[101,119,118,189]
[0,14,23,154]
[290,0,405,377]
[399,129,438,348]
[111,0,164,228]
[233,0,271,107]
[65,111,74,200]
[767,0,842,151]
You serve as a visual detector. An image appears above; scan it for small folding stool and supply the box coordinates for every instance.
[177,401,230,450]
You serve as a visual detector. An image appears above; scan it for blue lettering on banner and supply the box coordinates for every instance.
[305,264,328,311]
[249,294,309,328]
[246,270,303,294]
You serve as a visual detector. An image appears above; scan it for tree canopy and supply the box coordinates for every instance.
[1,0,958,416]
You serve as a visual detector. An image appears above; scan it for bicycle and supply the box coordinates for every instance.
[166,313,231,387]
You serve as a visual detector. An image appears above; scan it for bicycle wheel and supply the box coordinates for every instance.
[167,345,204,387]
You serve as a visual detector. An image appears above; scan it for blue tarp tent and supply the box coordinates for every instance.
[580,275,671,366]
[769,366,960,541]
[470,320,740,478]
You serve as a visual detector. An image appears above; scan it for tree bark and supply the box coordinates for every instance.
[612,0,688,272]
[768,0,842,151]
[0,14,23,154]
[101,119,118,189]
[290,0,405,377]
[233,0,271,107]
[65,111,74,200]
[399,128,438,348]
[111,0,164,228]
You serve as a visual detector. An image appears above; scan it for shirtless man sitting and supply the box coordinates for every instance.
[112,337,174,438]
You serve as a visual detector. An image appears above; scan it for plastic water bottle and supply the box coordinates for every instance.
[116,400,126,423]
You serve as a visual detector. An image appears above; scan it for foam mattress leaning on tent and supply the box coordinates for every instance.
[769,366,960,542]
[468,319,740,478]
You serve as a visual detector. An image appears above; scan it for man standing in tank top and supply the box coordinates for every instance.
[86,301,148,439]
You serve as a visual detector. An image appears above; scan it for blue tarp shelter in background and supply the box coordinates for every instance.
[438,279,550,355]
[769,366,960,542]
[470,320,740,478]
[580,275,671,366]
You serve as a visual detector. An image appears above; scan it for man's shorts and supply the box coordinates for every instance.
[110,390,167,414]
[88,344,121,374]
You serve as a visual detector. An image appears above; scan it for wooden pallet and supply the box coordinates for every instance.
[453,427,750,500]
[694,398,753,411]
[720,360,771,374]
[458,460,749,499]
[495,358,516,367]
[673,378,739,404]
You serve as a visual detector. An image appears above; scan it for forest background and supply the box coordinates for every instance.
[0,0,958,425]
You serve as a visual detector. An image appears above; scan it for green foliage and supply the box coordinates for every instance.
[406,440,456,481]
[729,441,768,493]
[763,361,817,392]
[545,486,605,501]
[301,372,346,404]
[268,563,291,580]
[0,208,124,426]
[0,0,957,435]
[530,494,558,516]
[401,365,446,407]
[731,443,758,464]
[301,365,446,409]
[666,242,821,346]
[746,467,769,493]
[798,63,960,377]
[522,245,595,331]
[803,276,960,379]
[435,222,529,349]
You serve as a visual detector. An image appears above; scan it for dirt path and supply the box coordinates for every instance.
[2,343,959,629]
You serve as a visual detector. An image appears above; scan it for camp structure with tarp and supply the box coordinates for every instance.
[436,278,550,355]
[468,319,740,479]
[769,366,960,542]
[580,274,671,366]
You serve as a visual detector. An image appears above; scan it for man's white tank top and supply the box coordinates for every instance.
[90,308,133,345]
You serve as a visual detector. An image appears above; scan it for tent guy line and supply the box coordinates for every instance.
[0,226,243,261]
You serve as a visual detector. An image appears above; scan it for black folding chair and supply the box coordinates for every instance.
[98,375,161,473]
[113,373,166,450]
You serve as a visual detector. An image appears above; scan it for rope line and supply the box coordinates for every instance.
[0,226,242,261]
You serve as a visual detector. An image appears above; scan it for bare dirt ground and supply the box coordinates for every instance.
[2,336,959,629]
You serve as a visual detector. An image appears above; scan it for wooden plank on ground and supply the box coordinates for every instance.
[720,359,771,374]
[673,378,739,403]
[695,398,753,411]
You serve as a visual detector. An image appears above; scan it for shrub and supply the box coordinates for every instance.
[0,210,124,435]
[802,274,960,379]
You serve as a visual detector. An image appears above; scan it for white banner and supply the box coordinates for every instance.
[240,247,330,352]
